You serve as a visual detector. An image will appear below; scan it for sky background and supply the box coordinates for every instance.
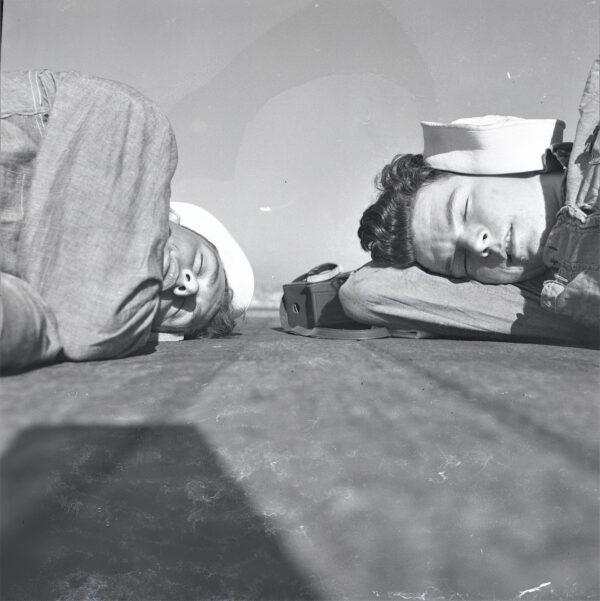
[2,0,598,299]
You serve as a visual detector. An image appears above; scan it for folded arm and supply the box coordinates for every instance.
[0,274,62,372]
[339,262,593,345]
[15,72,177,361]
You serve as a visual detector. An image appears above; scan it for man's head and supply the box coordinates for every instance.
[152,202,254,338]
[153,222,233,336]
[359,154,563,283]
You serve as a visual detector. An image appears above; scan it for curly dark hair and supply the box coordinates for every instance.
[185,285,237,339]
[358,154,446,266]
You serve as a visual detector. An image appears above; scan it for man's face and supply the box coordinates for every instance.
[410,172,563,283]
[153,223,227,333]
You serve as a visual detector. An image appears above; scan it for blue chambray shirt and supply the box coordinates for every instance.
[541,58,600,327]
[1,70,177,363]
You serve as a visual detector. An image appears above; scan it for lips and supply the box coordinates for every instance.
[171,298,186,318]
[505,225,513,264]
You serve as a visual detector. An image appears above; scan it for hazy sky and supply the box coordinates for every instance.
[3,0,598,292]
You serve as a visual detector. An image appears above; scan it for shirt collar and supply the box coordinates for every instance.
[542,142,572,172]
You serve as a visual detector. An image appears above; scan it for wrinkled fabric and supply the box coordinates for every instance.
[1,70,58,369]
[0,70,177,367]
[1,70,56,275]
[0,273,61,372]
[340,263,594,345]
[541,58,600,326]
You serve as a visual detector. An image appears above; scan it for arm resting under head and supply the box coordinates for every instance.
[16,72,177,361]
[339,262,595,345]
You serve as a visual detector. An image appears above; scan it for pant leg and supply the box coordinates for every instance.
[0,273,62,372]
[339,262,595,345]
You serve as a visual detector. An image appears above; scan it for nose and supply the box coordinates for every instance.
[462,227,505,259]
[173,268,199,296]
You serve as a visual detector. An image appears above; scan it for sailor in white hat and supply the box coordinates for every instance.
[152,202,254,339]
[358,115,567,284]
[346,59,600,340]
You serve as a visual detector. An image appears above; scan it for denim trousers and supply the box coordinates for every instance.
[541,58,599,326]
[1,70,177,371]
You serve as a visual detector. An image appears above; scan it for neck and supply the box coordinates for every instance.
[540,172,565,214]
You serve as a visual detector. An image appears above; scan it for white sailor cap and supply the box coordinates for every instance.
[422,115,565,175]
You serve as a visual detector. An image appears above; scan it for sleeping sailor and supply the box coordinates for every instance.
[0,70,253,371]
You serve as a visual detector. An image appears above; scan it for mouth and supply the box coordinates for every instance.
[505,225,513,265]
[174,296,198,320]
[170,298,184,316]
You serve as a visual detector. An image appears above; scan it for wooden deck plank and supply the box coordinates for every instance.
[1,312,598,600]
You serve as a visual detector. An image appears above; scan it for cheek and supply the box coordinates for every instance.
[469,204,509,235]
[470,264,525,284]
[472,184,538,227]
[509,183,551,226]
[471,263,548,284]
[512,203,547,230]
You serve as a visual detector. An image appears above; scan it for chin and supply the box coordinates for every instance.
[152,318,187,334]
[476,263,546,284]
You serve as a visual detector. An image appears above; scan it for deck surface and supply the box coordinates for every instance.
[1,311,598,600]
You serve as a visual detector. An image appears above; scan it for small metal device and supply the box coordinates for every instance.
[280,263,391,339]
[281,264,360,330]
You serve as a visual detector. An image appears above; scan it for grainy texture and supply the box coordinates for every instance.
[1,311,598,600]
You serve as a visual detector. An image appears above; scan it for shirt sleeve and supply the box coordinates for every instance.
[339,262,594,345]
[566,57,599,209]
[16,72,177,361]
[1,273,62,371]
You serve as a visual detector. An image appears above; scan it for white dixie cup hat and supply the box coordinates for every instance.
[421,115,565,175]
[169,201,254,319]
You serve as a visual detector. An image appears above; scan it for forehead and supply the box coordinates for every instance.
[412,174,461,231]
[411,174,467,272]
[177,224,213,250]
[413,173,533,219]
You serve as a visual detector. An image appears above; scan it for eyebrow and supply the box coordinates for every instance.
[209,258,222,287]
[445,189,459,229]
[444,254,453,276]
[444,190,460,274]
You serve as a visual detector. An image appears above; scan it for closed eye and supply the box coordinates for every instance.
[447,195,470,277]
[193,253,203,276]
[462,197,470,277]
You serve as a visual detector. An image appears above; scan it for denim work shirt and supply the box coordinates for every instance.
[541,58,600,327]
[1,70,176,363]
